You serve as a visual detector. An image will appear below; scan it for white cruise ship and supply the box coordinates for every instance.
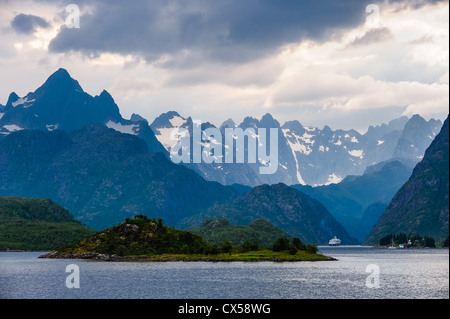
[328,236,341,246]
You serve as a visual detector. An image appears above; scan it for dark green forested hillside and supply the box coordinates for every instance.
[186,219,291,248]
[0,196,95,251]
[180,183,357,245]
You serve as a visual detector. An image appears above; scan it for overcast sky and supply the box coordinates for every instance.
[0,0,448,131]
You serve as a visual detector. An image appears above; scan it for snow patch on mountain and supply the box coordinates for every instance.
[169,116,187,127]
[12,97,35,108]
[155,127,188,151]
[326,173,343,185]
[299,132,315,146]
[348,149,364,158]
[106,121,139,135]
[319,145,329,152]
[282,129,313,155]
[46,124,59,131]
[3,124,24,132]
[282,130,307,185]
[12,97,27,107]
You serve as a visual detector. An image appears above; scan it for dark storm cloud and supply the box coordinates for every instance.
[11,13,51,34]
[47,0,445,64]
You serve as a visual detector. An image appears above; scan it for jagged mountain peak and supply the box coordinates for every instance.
[404,114,442,131]
[150,109,443,187]
[47,68,75,82]
[150,111,186,130]
[159,111,183,120]
[239,116,259,129]
[392,113,443,161]
[99,89,112,98]
[35,68,84,95]
[130,113,148,123]
[259,113,280,128]
[5,92,20,106]
[282,120,305,132]
[237,113,281,129]
[409,113,426,122]
[53,67,71,76]
[220,118,237,130]
[365,116,409,140]
[0,68,125,133]
[322,125,333,134]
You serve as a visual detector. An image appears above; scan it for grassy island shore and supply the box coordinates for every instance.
[40,248,335,262]
[39,215,335,262]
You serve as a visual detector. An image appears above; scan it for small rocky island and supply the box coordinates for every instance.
[40,215,335,262]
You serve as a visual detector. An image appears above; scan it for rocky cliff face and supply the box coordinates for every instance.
[365,116,449,244]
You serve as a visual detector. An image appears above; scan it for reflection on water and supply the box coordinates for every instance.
[0,246,448,299]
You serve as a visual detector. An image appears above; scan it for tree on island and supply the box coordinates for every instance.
[292,238,306,251]
[220,241,233,254]
[272,237,318,254]
[272,237,290,252]
[242,240,259,252]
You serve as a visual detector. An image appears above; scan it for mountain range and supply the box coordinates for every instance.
[1,69,441,188]
[150,110,441,187]
[0,68,447,245]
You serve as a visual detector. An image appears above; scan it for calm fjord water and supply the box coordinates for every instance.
[0,246,448,299]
